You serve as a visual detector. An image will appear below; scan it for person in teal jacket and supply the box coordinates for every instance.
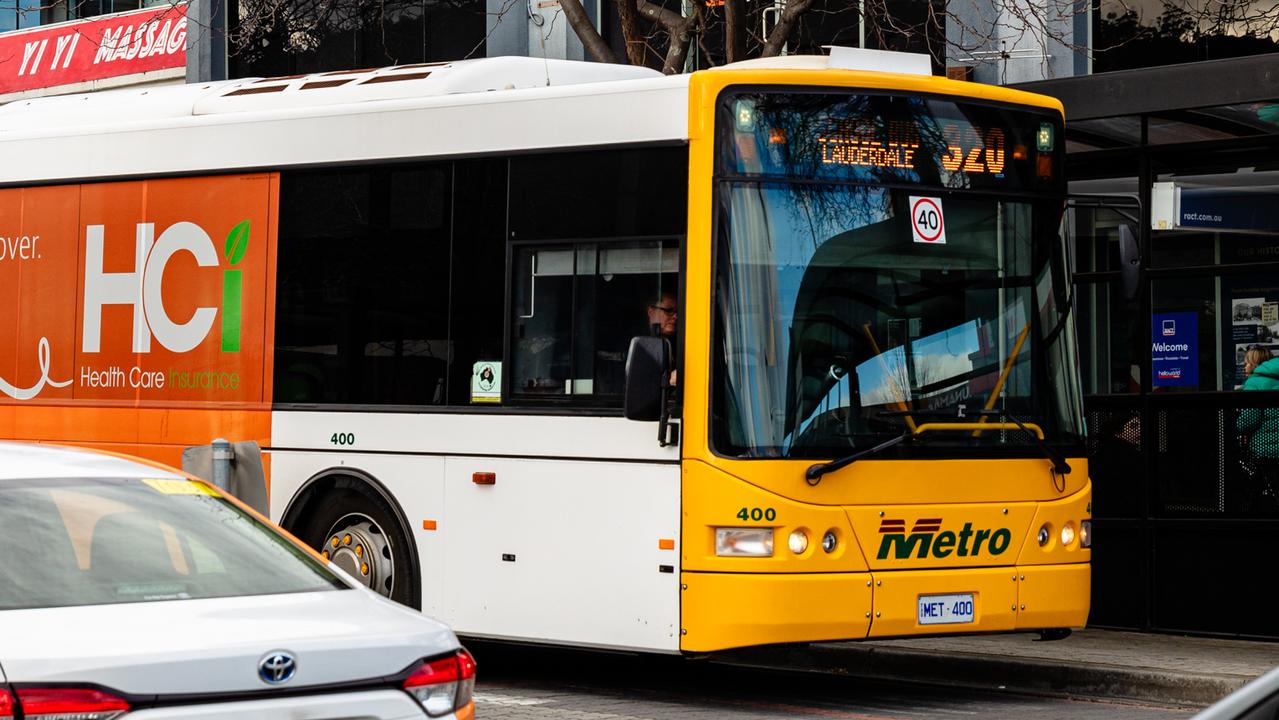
[1239,348,1279,511]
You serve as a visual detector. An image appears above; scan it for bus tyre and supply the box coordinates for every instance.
[299,485,421,610]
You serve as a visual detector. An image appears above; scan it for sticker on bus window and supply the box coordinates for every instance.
[910,196,947,245]
[471,361,502,403]
[142,478,221,497]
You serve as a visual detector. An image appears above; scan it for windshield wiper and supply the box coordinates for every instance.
[999,412,1072,476]
[805,431,911,485]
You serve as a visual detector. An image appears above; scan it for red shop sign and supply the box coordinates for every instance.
[0,5,187,95]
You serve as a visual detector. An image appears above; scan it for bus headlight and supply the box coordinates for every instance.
[1080,520,1092,548]
[788,530,809,554]
[1037,523,1051,546]
[1060,522,1076,547]
[715,528,773,557]
[822,531,838,553]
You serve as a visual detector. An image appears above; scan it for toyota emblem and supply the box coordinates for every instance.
[258,651,297,685]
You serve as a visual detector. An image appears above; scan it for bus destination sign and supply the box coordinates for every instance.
[722,90,1060,192]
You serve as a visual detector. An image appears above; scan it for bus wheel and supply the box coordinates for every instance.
[299,484,421,609]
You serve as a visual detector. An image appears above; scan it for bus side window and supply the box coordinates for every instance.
[274,166,452,406]
[509,241,677,406]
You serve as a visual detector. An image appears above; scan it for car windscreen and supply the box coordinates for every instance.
[0,476,347,610]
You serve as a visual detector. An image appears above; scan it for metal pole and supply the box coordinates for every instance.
[211,438,233,491]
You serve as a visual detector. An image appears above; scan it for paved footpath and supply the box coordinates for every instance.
[719,629,1279,707]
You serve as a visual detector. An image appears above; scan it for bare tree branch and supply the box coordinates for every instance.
[724,0,745,63]
[615,0,648,65]
[559,0,619,63]
[760,0,814,57]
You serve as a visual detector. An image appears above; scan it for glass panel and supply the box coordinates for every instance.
[0,478,344,610]
[1076,281,1141,395]
[449,158,508,405]
[509,148,687,241]
[1222,268,1279,390]
[510,241,677,404]
[1148,115,1248,145]
[1150,230,1215,268]
[1068,198,1138,274]
[274,166,452,405]
[1067,117,1142,149]
[711,181,1084,459]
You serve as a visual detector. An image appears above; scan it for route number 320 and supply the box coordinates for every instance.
[330,432,355,446]
[736,507,776,522]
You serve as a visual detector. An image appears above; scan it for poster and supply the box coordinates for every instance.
[1151,311,1198,388]
[1230,295,1279,388]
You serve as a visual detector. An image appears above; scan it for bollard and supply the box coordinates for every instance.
[211,438,234,491]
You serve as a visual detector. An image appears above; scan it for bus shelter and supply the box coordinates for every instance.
[1019,55,1279,639]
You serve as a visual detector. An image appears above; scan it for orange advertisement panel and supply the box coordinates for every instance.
[0,174,277,410]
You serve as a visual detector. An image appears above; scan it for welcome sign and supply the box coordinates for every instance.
[1152,311,1199,388]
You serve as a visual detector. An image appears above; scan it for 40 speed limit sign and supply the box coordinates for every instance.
[909,196,947,245]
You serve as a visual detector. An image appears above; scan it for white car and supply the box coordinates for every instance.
[0,442,475,720]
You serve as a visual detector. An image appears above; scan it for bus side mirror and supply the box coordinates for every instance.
[1119,223,1141,301]
[624,336,671,422]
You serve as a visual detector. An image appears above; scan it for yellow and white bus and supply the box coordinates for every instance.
[0,48,1089,653]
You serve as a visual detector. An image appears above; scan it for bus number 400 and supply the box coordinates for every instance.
[736,507,776,522]
[330,432,355,446]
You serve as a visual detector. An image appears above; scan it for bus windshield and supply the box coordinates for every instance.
[711,90,1084,460]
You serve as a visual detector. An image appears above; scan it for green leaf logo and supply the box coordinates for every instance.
[225,220,250,265]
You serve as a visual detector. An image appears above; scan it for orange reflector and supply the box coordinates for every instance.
[1037,154,1053,178]
[658,539,675,550]
[768,128,786,144]
[1013,145,1028,160]
[422,519,438,531]
[472,472,496,485]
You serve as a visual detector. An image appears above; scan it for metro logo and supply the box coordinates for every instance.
[81,220,250,354]
[876,517,1013,560]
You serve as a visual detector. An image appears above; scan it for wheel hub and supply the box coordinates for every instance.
[322,514,395,596]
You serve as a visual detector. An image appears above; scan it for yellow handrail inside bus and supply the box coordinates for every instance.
[917,421,1045,441]
[971,321,1031,437]
[861,323,917,433]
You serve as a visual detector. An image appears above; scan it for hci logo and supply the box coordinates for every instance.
[81,220,249,354]
[876,517,1013,560]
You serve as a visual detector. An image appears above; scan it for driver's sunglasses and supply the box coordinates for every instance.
[650,305,677,315]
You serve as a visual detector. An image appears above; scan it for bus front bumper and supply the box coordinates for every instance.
[679,562,1089,652]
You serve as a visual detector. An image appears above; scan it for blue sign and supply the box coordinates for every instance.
[1179,188,1279,232]
[1152,312,1198,388]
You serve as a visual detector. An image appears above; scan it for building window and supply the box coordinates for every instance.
[1094,0,1279,73]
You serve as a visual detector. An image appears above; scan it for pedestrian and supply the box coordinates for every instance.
[1238,346,1279,511]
